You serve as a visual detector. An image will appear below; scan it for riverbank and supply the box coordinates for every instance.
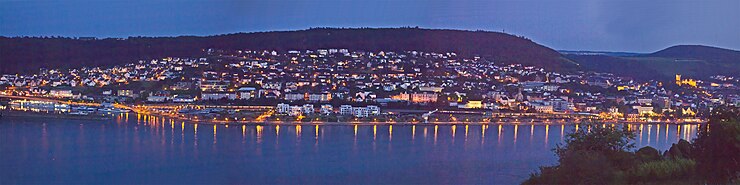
[0,110,112,121]
[1,110,705,125]
[181,121,705,126]
[126,112,707,126]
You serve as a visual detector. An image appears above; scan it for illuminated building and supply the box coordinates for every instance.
[675,74,697,87]
[49,89,73,98]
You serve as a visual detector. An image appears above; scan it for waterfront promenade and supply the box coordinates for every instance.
[0,94,706,125]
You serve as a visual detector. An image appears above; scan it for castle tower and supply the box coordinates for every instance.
[675,74,682,85]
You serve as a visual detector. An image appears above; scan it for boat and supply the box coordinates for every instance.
[113,109,131,113]
[99,108,131,113]
[69,111,90,116]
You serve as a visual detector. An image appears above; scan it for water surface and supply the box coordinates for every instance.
[0,114,699,184]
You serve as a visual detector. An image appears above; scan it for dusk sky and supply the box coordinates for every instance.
[1,0,738,52]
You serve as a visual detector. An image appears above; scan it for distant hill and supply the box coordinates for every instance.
[567,45,740,80]
[647,45,740,62]
[558,50,643,57]
[0,28,575,74]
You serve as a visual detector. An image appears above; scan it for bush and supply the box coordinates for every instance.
[692,112,740,183]
[526,124,635,184]
[665,139,692,159]
[635,146,662,162]
[525,150,616,185]
[526,108,740,184]
[554,124,636,159]
[628,158,696,182]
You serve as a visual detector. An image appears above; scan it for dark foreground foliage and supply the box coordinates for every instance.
[524,107,740,184]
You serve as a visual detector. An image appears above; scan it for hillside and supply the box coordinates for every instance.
[647,45,740,62]
[566,45,740,80]
[0,28,574,74]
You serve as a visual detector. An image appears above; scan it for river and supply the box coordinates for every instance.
[0,114,700,184]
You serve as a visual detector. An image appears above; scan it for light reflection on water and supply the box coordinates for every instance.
[0,114,700,184]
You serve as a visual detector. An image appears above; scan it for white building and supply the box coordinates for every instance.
[458,101,483,109]
[289,106,302,116]
[302,104,314,115]
[285,93,304,101]
[541,85,560,92]
[340,105,353,115]
[531,102,554,113]
[199,81,228,92]
[49,89,73,98]
[238,87,257,100]
[147,95,168,102]
[352,107,369,118]
[201,92,237,100]
[367,105,381,115]
[277,103,290,114]
[632,105,654,115]
[118,90,134,97]
[172,95,196,103]
[320,104,333,115]
[549,99,572,112]
[308,93,332,102]
[277,103,314,116]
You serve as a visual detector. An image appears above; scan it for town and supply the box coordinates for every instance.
[1,48,738,124]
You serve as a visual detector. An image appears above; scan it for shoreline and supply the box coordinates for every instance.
[0,111,112,121]
[174,120,706,126]
[140,112,706,126]
[0,96,708,126]
[2,111,703,126]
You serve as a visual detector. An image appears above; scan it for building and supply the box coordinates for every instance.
[276,103,290,114]
[550,99,572,112]
[308,93,332,102]
[352,107,369,117]
[531,102,554,113]
[147,95,168,102]
[238,87,257,100]
[199,81,229,92]
[320,104,333,115]
[302,104,314,115]
[170,82,193,90]
[632,105,654,115]
[201,92,237,100]
[541,85,560,92]
[289,106,302,116]
[49,89,73,98]
[654,97,671,109]
[340,105,353,115]
[285,93,305,101]
[276,103,315,116]
[587,77,611,88]
[367,105,381,115]
[172,95,196,103]
[637,98,653,105]
[117,90,134,97]
[675,74,697,87]
[411,93,438,103]
[419,86,444,93]
[390,92,439,103]
[459,100,483,109]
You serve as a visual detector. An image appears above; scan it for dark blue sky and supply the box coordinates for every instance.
[1,0,738,52]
